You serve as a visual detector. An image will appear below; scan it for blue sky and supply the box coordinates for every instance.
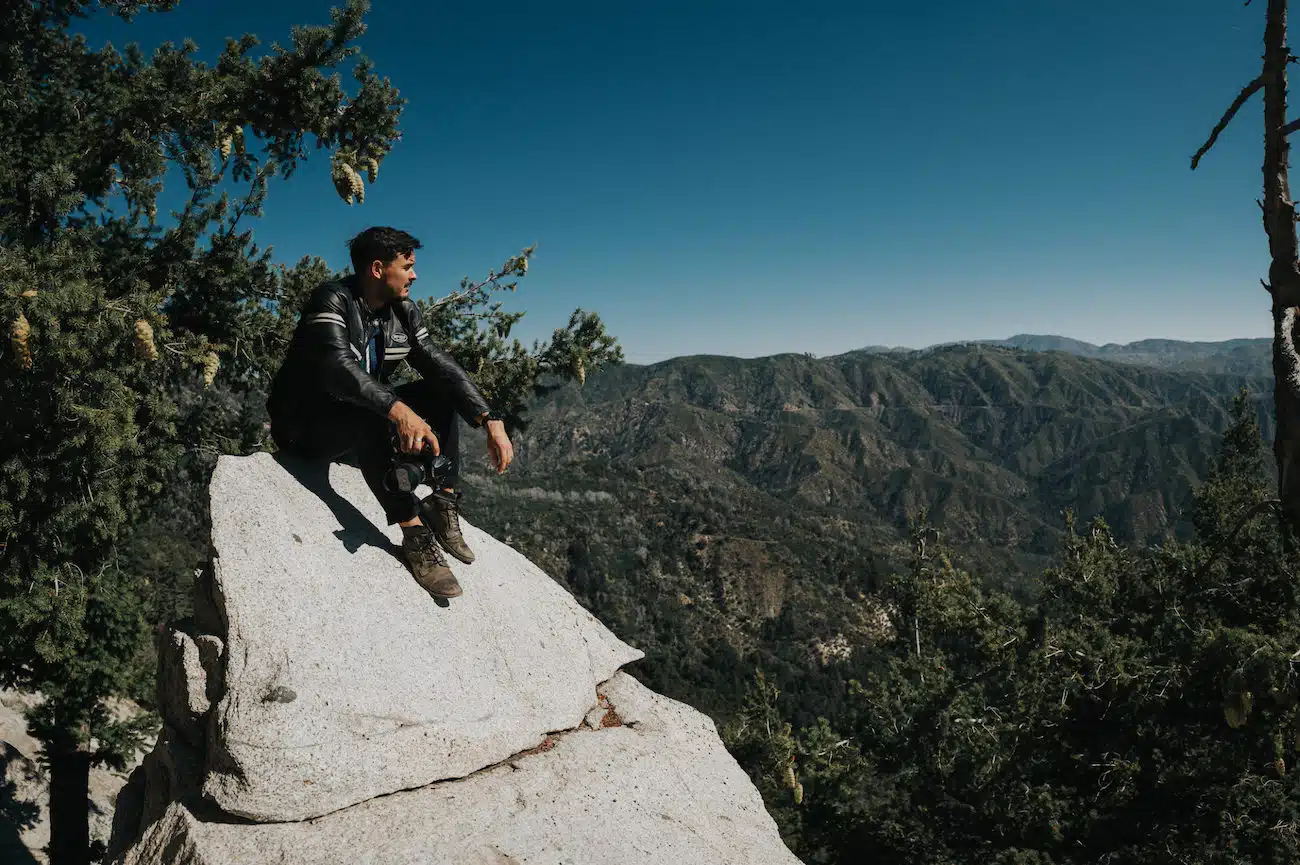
[82,1,1277,362]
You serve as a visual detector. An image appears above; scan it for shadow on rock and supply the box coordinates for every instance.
[0,765,41,865]
[273,452,401,561]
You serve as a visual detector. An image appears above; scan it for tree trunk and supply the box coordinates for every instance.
[1261,0,1300,536]
[46,733,91,865]
[1274,306,1300,534]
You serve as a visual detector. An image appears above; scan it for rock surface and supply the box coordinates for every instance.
[114,673,801,865]
[201,453,644,822]
[109,453,801,864]
[157,631,216,748]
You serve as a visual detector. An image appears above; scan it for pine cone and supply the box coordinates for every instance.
[792,781,804,805]
[232,125,245,156]
[782,764,796,790]
[331,172,353,204]
[331,161,354,204]
[202,351,220,387]
[219,133,233,161]
[346,165,364,204]
[10,313,31,369]
[1223,690,1253,728]
[365,157,379,183]
[134,319,158,361]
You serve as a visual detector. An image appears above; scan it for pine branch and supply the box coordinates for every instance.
[1284,118,1300,136]
[1191,76,1266,170]
[429,272,518,312]
[1191,498,1282,583]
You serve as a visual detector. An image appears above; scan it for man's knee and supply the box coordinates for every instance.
[281,400,389,463]
[395,381,454,419]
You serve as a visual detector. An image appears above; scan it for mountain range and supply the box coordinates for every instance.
[458,336,1276,718]
[860,333,1272,377]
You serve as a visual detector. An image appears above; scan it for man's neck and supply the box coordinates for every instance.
[358,278,388,313]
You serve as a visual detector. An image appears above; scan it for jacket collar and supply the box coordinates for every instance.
[342,273,362,302]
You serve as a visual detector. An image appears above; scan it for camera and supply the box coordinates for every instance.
[383,434,453,493]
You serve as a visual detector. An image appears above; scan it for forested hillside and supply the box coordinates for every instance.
[457,352,1296,863]
[467,343,1272,591]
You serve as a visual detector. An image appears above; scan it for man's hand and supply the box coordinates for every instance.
[485,419,513,474]
[388,401,439,455]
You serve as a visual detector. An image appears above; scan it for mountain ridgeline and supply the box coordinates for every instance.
[865,333,1273,377]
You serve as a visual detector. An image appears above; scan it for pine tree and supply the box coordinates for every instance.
[0,3,404,861]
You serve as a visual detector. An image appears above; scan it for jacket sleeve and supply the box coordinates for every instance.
[400,300,493,426]
[298,286,398,417]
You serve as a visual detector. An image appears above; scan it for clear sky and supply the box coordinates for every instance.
[80,1,1281,362]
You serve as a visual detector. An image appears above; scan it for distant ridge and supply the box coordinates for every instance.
[854,334,1272,377]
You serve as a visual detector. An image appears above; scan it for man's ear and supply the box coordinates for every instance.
[369,259,385,280]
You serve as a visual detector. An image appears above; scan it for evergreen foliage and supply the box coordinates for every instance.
[0,2,619,861]
[722,389,1300,864]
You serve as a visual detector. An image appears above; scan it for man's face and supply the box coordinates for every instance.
[371,251,417,302]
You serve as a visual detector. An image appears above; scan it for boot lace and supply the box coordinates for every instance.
[437,491,463,534]
[406,530,448,564]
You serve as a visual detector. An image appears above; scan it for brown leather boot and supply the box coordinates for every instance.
[401,527,462,599]
[421,490,475,564]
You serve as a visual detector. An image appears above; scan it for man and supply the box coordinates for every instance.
[268,226,513,599]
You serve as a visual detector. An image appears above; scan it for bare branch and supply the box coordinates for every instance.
[428,263,528,312]
[1284,118,1300,136]
[1192,76,1265,169]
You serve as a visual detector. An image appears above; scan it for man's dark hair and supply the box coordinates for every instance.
[348,226,422,277]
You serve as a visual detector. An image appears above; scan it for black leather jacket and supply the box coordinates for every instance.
[268,275,492,436]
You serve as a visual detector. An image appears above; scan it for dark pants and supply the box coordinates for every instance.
[272,380,461,525]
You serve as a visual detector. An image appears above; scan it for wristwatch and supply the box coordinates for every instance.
[475,410,504,427]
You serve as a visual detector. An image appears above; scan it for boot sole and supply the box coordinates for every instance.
[413,571,464,598]
[421,584,463,599]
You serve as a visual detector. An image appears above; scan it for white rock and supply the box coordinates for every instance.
[201,453,645,821]
[114,674,802,865]
[157,631,209,745]
[192,636,225,707]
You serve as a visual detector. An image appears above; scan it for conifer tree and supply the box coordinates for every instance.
[0,2,404,861]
